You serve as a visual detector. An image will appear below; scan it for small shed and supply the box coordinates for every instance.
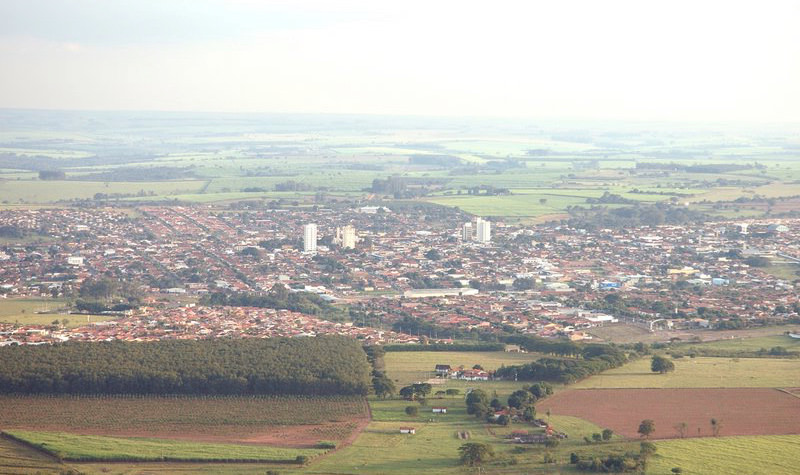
[399,427,417,434]
[432,407,447,414]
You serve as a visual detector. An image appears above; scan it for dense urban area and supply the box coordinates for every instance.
[2,204,799,348]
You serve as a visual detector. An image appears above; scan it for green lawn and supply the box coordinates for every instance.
[572,356,800,389]
[4,430,323,463]
[650,435,800,475]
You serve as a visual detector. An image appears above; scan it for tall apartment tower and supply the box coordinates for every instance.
[335,225,357,249]
[303,223,318,252]
[461,222,473,241]
[476,217,491,243]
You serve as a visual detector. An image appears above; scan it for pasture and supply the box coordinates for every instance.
[650,435,800,475]
[542,388,800,439]
[571,356,800,389]
[691,334,800,352]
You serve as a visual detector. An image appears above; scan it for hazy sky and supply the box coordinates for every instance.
[1,0,799,122]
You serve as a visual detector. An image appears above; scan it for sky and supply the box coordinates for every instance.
[1,0,799,122]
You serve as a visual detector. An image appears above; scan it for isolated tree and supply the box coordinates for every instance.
[674,421,688,438]
[399,385,415,400]
[710,418,722,437]
[405,406,418,416]
[445,388,460,398]
[651,355,675,374]
[372,372,395,398]
[601,428,614,441]
[458,442,495,466]
[638,419,655,438]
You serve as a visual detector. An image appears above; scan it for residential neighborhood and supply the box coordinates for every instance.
[1,205,799,346]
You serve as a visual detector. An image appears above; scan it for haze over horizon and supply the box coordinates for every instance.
[1,1,799,124]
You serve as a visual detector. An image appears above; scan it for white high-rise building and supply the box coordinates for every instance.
[335,225,357,249]
[303,223,318,252]
[476,218,491,243]
[461,222,473,241]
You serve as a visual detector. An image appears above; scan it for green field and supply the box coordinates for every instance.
[0,180,204,203]
[572,356,800,389]
[0,298,111,328]
[4,430,323,463]
[650,435,800,475]
[691,334,800,352]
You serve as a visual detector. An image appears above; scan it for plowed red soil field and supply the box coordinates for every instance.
[542,388,800,439]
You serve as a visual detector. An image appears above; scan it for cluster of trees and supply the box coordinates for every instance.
[75,277,142,313]
[274,180,314,191]
[583,429,614,444]
[258,237,301,251]
[0,225,27,239]
[0,336,371,395]
[409,154,462,167]
[462,382,554,426]
[383,342,505,352]
[495,345,627,384]
[584,192,636,205]
[200,284,343,320]
[572,442,657,472]
[566,202,709,229]
[38,170,67,180]
[635,162,753,174]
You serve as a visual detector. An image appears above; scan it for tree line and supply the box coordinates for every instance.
[0,336,371,396]
[494,344,627,384]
